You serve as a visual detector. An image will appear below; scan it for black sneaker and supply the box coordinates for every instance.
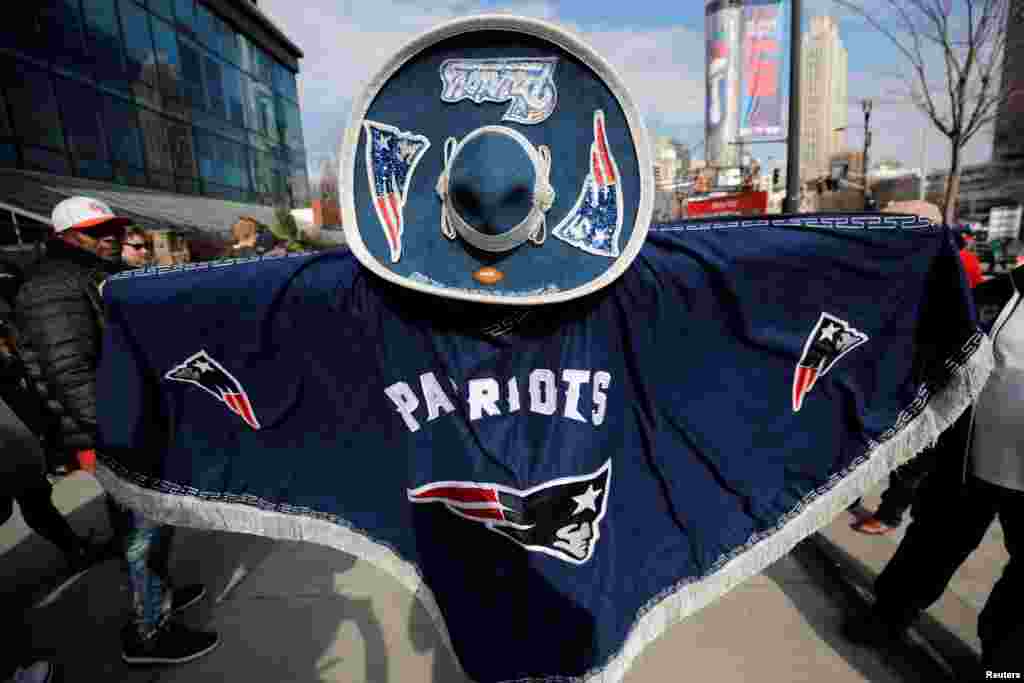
[170,584,207,615]
[122,621,220,665]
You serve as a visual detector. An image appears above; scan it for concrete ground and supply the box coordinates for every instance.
[2,472,961,683]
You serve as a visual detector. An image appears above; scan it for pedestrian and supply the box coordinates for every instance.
[15,197,218,665]
[230,216,261,258]
[842,264,1024,676]
[120,227,151,269]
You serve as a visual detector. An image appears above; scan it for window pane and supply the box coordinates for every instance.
[276,97,303,151]
[113,161,149,186]
[173,0,194,35]
[290,152,309,206]
[220,24,240,66]
[2,60,66,150]
[237,32,253,74]
[247,76,278,141]
[23,146,71,175]
[175,175,199,194]
[253,46,274,85]
[55,78,110,164]
[138,107,171,174]
[82,0,130,94]
[41,0,92,78]
[222,64,246,128]
[212,15,233,60]
[149,170,175,191]
[77,158,114,181]
[149,0,173,20]
[120,0,159,106]
[0,143,17,168]
[167,119,197,177]
[102,95,145,167]
[194,2,216,52]
[177,38,205,111]
[0,91,11,137]
[203,54,225,119]
[151,16,186,114]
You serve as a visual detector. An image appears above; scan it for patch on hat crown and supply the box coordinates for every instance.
[551,110,623,257]
[364,120,431,263]
[440,57,559,124]
[436,126,554,253]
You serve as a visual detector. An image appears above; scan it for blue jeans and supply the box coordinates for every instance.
[106,496,175,640]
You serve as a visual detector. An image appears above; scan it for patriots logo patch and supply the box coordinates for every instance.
[551,110,623,257]
[364,120,431,263]
[408,460,611,565]
[165,350,261,429]
[792,313,869,412]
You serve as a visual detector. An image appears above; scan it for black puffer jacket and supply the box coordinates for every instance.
[14,240,123,459]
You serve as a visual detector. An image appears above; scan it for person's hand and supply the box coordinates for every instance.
[77,449,96,473]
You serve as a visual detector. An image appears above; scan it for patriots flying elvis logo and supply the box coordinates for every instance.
[363,120,430,263]
[408,460,611,565]
[165,350,261,429]
[551,110,624,257]
[792,313,869,412]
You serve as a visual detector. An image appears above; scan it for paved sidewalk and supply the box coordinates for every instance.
[810,478,1010,678]
[3,472,953,683]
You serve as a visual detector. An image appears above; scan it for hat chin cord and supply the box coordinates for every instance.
[436,127,555,253]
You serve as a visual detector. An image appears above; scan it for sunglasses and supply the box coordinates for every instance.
[124,242,149,250]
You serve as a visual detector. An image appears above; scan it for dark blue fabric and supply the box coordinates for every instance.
[98,215,980,682]
[354,31,641,294]
[450,131,536,235]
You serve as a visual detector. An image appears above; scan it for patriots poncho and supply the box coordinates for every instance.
[96,214,993,683]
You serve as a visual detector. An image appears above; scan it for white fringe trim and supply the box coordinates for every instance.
[94,334,994,683]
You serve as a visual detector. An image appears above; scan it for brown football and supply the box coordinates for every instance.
[473,266,505,285]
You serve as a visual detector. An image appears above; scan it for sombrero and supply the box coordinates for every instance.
[341,15,653,305]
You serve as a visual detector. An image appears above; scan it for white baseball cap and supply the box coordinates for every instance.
[51,196,131,234]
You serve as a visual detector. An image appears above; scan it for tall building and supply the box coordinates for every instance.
[799,16,848,182]
[0,0,309,250]
[705,0,744,169]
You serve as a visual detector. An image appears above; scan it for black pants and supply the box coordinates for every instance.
[873,467,1024,668]
[0,471,80,555]
[872,448,940,527]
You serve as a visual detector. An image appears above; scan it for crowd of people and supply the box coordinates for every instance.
[0,194,1021,681]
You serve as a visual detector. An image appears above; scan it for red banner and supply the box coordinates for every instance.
[687,191,768,218]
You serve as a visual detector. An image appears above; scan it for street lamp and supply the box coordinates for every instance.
[861,99,874,210]
[831,100,874,210]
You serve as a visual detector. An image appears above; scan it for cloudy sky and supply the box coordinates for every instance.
[256,0,996,181]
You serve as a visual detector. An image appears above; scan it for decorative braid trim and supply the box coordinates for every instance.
[95,332,993,683]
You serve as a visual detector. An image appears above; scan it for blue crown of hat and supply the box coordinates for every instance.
[342,15,653,306]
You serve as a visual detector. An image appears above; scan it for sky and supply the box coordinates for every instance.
[256,0,997,182]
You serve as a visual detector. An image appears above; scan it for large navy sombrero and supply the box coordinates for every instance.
[341,15,653,305]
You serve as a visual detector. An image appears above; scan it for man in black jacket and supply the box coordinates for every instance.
[15,197,219,665]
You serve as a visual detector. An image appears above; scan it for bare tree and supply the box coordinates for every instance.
[832,0,1015,223]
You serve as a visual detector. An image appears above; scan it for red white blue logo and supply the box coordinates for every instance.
[408,460,611,565]
[792,313,869,412]
[165,350,261,430]
[363,120,431,263]
[551,110,623,257]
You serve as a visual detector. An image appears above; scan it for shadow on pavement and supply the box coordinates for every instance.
[765,539,956,683]
[156,536,393,683]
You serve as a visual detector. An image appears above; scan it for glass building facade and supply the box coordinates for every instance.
[0,0,308,207]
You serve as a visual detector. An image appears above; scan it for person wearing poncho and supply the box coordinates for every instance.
[94,16,993,683]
